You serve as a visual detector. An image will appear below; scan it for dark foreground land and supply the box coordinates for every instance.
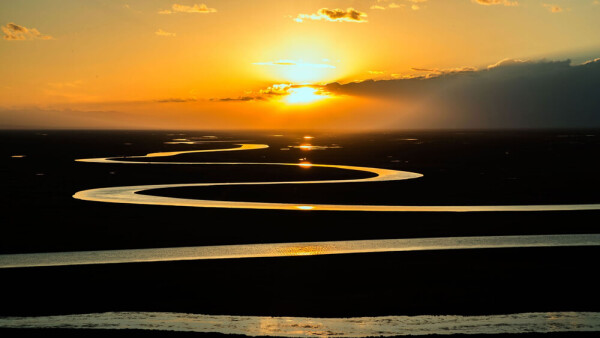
[1,130,600,336]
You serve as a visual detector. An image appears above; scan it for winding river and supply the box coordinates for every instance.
[73,143,600,212]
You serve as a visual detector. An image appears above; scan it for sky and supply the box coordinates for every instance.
[1,0,600,130]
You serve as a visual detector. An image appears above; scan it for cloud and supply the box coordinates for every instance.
[211,96,264,102]
[373,0,424,10]
[158,3,217,14]
[155,98,197,103]
[324,58,600,129]
[370,3,404,10]
[543,4,563,12]
[2,22,53,40]
[473,0,519,6]
[155,29,176,37]
[212,84,293,102]
[211,84,329,102]
[583,57,600,65]
[294,8,367,23]
[151,84,304,103]
[253,60,336,68]
[410,66,478,77]
[486,58,528,69]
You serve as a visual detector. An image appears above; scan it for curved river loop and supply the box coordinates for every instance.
[73,143,600,213]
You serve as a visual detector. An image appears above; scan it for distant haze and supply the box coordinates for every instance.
[324,58,600,129]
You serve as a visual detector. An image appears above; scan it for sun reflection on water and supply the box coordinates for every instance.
[291,145,342,150]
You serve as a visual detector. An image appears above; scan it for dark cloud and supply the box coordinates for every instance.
[295,8,367,23]
[324,58,600,129]
[2,22,53,40]
[155,98,197,103]
[211,84,324,102]
[7,23,25,32]
[213,85,290,102]
[319,8,365,21]
[211,96,265,102]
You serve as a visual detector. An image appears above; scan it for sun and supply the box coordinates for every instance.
[284,87,328,104]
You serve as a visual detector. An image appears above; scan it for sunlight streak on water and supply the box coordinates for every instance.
[77,143,269,162]
[1,311,600,336]
[1,234,599,269]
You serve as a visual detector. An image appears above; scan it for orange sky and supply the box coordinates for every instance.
[1,0,600,129]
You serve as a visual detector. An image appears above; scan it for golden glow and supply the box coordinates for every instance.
[303,136,314,139]
[257,61,337,84]
[283,87,327,104]
[280,65,332,84]
[295,206,315,211]
[298,161,312,168]
[299,144,313,150]
[283,244,325,255]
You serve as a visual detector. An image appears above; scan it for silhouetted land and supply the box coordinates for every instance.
[1,130,600,335]
[1,247,600,317]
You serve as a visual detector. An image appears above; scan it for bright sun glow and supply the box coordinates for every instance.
[284,87,327,104]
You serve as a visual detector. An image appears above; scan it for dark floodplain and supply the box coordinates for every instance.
[1,130,600,337]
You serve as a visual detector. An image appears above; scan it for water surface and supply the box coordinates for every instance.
[1,234,598,268]
[2,311,600,337]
